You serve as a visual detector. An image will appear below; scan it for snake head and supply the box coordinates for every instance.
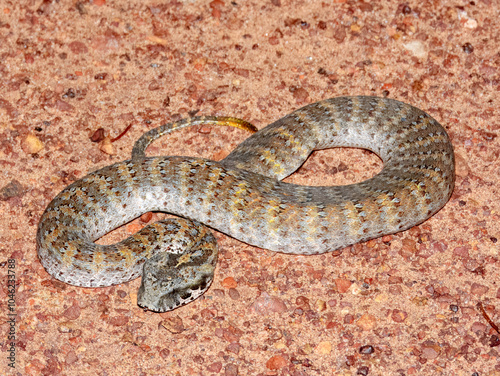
[137,246,217,312]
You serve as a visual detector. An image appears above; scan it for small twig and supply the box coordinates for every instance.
[477,301,500,335]
[111,124,133,142]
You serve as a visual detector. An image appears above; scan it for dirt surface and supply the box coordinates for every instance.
[1,0,499,375]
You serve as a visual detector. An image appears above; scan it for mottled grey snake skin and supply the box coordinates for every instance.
[37,96,455,312]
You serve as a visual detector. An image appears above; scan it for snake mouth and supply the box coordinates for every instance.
[137,260,215,313]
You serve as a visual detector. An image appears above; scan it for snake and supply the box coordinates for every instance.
[36,96,455,312]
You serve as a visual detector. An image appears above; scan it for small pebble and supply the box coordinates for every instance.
[357,366,370,375]
[471,283,489,295]
[22,133,44,154]
[221,277,237,288]
[62,303,81,320]
[335,278,352,293]
[356,314,377,331]
[161,316,185,333]
[90,128,106,142]
[228,288,240,300]
[252,293,287,315]
[391,309,408,323]
[462,42,474,54]
[0,180,25,201]
[266,355,287,370]
[99,137,115,155]
[359,345,374,354]
[206,362,222,372]
[316,341,332,354]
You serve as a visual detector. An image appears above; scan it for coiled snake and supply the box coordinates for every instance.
[37,96,455,312]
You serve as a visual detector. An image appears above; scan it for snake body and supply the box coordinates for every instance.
[37,96,455,312]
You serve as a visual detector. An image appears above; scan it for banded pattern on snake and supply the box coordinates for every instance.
[37,96,455,312]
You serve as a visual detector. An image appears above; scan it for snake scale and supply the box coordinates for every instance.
[37,96,455,312]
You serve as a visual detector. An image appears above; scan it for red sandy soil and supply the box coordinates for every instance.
[0,1,499,375]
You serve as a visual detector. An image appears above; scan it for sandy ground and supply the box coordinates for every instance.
[1,0,499,375]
